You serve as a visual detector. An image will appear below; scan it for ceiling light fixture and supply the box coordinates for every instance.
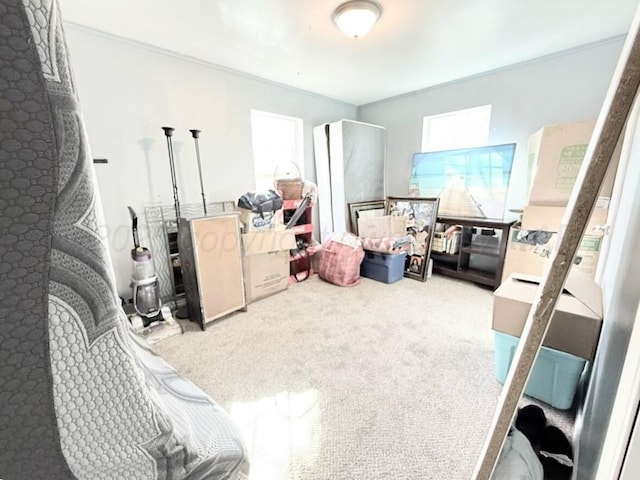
[333,1,381,40]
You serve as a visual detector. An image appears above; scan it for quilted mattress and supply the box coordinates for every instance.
[0,1,249,478]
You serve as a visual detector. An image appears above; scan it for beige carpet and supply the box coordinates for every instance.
[154,274,571,479]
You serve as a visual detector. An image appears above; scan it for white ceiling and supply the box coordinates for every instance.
[59,0,639,106]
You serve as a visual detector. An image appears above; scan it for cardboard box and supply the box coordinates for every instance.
[502,228,602,282]
[493,271,603,360]
[242,229,296,303]
[237,207,283,232]
[527,120,619,206]
[521,205,608,236]
[357,215,407,239]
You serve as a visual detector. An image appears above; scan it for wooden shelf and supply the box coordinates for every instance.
[431,216,516,289]
[283,198,309,209]
[283,200,315,281]
[437,216,513,228]
[461,245,500,257]
[290,223,313,235]
[289,245,318,261]
[433,265,496,287]
[431,251,459,259]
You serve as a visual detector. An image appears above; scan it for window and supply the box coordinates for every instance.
[421,105,491,152]
[250,110,304,192]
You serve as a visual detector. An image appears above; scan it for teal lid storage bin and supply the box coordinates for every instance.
[493,331,587,410]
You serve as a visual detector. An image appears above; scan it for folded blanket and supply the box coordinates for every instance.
[493,428,543,480]
[361,236,412,254]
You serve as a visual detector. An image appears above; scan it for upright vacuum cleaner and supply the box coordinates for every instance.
[128,206,165,329]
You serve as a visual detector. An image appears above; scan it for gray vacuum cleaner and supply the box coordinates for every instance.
[128,206,163,328]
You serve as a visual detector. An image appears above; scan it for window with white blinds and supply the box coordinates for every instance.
[421,105,491,152]
[250,110,304,192]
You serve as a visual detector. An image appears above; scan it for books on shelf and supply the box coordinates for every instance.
[447,231,460,254]
[432,231,460,254]
[432,232,446,252]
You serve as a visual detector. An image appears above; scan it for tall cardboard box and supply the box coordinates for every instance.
[520,205,608,235]
[501,228,602,282]
[493,271,603,360]
[242,229,296,303]
[527,120,619,207]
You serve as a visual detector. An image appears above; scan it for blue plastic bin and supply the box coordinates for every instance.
[493,331,587,410]
[360,251,406,284]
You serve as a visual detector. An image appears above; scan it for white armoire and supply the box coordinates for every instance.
[313,119,387,243]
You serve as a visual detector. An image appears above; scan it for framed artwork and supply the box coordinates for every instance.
[386,196,440,281]
[348,200,386,236]
[408,143,516,220]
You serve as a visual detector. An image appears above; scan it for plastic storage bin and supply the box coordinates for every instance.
[493,331,587,410]
[360,251,406,284]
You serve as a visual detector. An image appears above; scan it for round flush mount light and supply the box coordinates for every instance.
[333,1,382,39]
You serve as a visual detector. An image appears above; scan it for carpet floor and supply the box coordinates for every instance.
[154,274,574,479]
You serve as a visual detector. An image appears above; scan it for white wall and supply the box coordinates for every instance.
[64,25,357,297]
[357,38,625,217]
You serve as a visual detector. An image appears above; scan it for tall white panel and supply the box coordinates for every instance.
[313,120,386,243]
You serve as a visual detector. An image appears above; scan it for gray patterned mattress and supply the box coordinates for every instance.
[0,1,249,478]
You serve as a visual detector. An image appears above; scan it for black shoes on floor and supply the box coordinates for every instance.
[515,405,574,480]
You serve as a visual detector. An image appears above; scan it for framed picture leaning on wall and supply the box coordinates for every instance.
[348,200,386,236]
[386,196,440,281]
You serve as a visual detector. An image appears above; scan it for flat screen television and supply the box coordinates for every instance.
[409,143,516,220]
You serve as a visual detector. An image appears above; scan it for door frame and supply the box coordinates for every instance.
[594,96,639,283]
[594,95,640,479]
[596,306,640,478]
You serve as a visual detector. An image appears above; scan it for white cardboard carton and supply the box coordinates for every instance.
[493,271,603,360]
[527,120,619,207]
[242,229,296,303]
[357,215,406,239]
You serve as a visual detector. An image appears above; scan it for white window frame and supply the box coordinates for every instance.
[421,105,492,152]
[250,109,304,192]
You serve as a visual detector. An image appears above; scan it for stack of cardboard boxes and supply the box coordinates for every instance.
[491,119,616,408]
[236,205,296,304]
[491,269,603,408]
[502,119,619,282]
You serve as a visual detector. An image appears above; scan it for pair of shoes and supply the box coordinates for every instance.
[515,405,574,480]
[538,426,573,480]
[516,404,547,446]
